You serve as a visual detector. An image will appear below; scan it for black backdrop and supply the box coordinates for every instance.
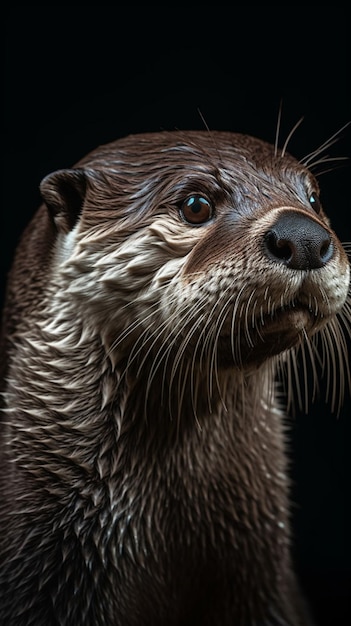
[3,7,351,625]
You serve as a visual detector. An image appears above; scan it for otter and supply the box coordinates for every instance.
[0,130,350,626]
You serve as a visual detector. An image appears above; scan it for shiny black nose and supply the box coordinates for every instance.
[264,212,333,270]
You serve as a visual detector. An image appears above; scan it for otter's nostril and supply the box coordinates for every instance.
[320,238,333,264]
[265,232,295,264]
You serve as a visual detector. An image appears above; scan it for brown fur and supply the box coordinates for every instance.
[0,131,350,625]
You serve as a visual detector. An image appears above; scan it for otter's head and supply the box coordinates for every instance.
[40,131,350,405]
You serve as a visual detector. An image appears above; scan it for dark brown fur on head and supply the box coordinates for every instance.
[0,130,350,625]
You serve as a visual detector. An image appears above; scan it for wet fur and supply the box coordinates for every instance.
[0,130,350,625]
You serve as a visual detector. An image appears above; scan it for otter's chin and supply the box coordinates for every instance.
[216,307,324,369]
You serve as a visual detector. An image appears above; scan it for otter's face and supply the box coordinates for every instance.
[41,131,350,375]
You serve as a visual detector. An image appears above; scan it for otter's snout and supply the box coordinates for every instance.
[264,212,333,270]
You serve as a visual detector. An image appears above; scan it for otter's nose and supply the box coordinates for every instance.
[264,212,333,270]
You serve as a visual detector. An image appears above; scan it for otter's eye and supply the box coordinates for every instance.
[309,192,322,214]
[180,195,213,225]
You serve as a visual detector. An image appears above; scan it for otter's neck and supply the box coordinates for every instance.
[5,309,292,599]
[6,309,288,490]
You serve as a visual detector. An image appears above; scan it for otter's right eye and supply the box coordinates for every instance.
[308,192,322,214]
[180,195,213,225]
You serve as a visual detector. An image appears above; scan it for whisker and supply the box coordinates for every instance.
[290,343,304,413]
[116,301,182,387]
[167,317,208,423]
[197,107,211,133]
[274,99,283,158]
[105,290,175,360]
[317,316,350,415]
[297,331,310,414]
[142,300,205,420]
[325,322,340,413]
[155,293,211,413]
[300,121,350,167]
[180,282,239,414]
[281,116,304,158]
[207,297,229,395]
[308,155,349,176]
[308,155,349,168]
[176,358,191,430]
[108,287,187,381]
[278,349,293,413]
[302,330,320,405]
[230,285,247,365]
[208,293,234,411]
[196,292,228,372]
[189,342,203,431]
[339,302,351,337]
[313,163,350,177]
[167,295,209,380]
[244,290,257,348]
[332,316,351,405]
[106,309,154,359]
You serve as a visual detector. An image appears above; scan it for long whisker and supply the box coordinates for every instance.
[193,302,220,414]
[105,287,177,361]
[197,107,211,133]
[230,285,247,365]
[274,99,283,158]
[166,307,210,422]
[114,296,183,386]
[289,342,304,413]
[144,291,212,416]
[208,291,234,410]
[308,155,349,167]
[307,155,349,176]
[106,303,157,358]
[281,116,304,158]
[313,162,350,177]
[300,121,350,167]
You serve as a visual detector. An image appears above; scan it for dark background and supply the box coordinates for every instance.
[3,7,351,625]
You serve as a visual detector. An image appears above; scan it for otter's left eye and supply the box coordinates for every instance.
[180,195,213,225]
[309,192,322,214]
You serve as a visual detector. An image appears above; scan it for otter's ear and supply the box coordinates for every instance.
[40,168,88,233]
